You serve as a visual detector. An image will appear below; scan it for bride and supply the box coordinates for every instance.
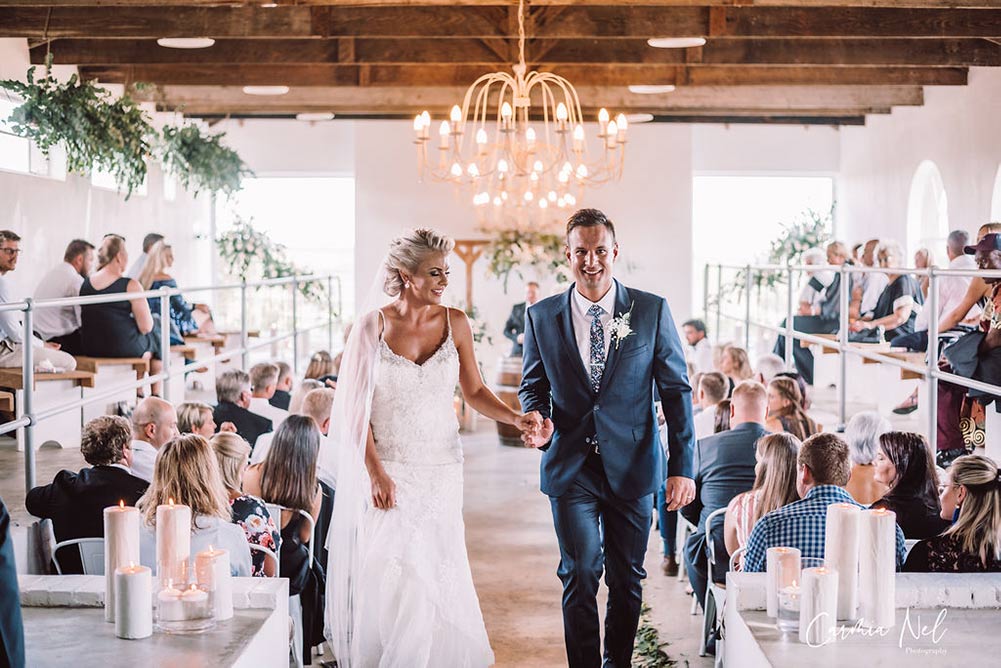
[326,228,540,667]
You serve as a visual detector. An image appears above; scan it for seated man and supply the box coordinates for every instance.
[26,416,148,574]
[693,371,728,440]
[754,353,785,386]
[682,381,769,601]
[214,368,272,447]
[130,397,179,482]
[247,362,290,426]
[253,388,337,489]
[682,319,714,376]
[743,432,907,572]
[269,361,294,410]
[33,238,95,355]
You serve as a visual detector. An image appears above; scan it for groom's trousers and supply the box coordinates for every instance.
[550,460,652,668]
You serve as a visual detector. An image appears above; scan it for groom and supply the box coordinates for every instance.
[520,208,696,668]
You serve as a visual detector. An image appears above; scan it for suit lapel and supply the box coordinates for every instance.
[598,280,632,396]
[556,286,592,391]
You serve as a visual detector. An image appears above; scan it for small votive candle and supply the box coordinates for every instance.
[195,546,233,621]
[776,582,801,633]
[766,547,801,617]
[114,563,152,640]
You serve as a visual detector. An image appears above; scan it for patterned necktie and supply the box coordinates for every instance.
[587,304,605,394]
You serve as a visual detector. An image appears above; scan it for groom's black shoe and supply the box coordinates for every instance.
[660,555,679,577]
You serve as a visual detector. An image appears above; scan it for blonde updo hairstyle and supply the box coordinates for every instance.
[383,228,455,297]
[98,235,127,270]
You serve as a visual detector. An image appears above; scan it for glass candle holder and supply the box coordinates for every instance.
[776,557,824,633]
[155,580,215,634]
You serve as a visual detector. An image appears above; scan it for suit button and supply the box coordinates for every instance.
[595,406,600,412]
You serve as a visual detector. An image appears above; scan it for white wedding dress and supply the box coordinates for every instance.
[350,312,494,667]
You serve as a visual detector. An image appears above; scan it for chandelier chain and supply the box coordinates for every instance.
[517,0,527,70]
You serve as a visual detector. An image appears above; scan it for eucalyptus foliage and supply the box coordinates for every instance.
[159,124,252,198]
[485,229,572,291]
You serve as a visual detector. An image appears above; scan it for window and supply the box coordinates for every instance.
[0,96,65,179]
[91,165,147,197]
[906,160,949,260]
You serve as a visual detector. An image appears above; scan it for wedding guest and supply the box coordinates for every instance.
[0,230,78,371]
[743,433,907,572]
[754,353,785,386]
[137,434,252,576]
[252,388,335,480]
[503,281,540,357]
[209,432,280,577]
[714,399,732,434]
[130,397,179,482]
[177,401,235,439]
[125,232,163,279]
[682,381,769,601]
[773,371,810,410]
[849,241,924,342]
[871,432,950,539]
[289,378,323,414]
[269,361,294,410]
[764,377,818,440]
[718,345,753,388]
[212,369,272,447]
[0,496,24,668]
[851,238,889,319]
[79,234,163,394]
[682,319,714,376]
[304,350,337,387]
[843,411,891,505]
[904,455,1001,573]
[138,241,215,342]
[914,247,933,298]
[248,362,290,426]
[32,238,95,355]
[724,433,800,570]
[25,416,148,574]
[693,372,728,439]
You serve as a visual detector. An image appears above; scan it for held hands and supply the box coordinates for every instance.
[220,421,238,433]
[370,466,397,510]
[664,476,696,512]
[517,411,554,449]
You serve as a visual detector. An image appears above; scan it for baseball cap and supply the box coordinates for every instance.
[964,233,1001,255]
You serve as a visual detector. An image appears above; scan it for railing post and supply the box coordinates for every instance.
[715,264,722,342]
[240,280,249,370]
[702,263,710,323]
[291,278,300,376]
[159,286,171,402]
[327,274,335,354]
[837,264,850,431]
[744,264,752,350]
[926,268,939,452]
[785,262,795,371]
[23,298,35,491]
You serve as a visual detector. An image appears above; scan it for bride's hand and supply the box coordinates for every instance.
[370,468,397,510]
[514,411,543,435]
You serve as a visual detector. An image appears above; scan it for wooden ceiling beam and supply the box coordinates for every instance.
[4,6,1001,39]
[3,1,1001,7]
[78,63,968,87]
[30,37,1001,67]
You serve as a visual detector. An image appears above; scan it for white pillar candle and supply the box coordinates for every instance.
[824,503,860,620]
[859,508,897,629]
[114,563,152,640]
[195,546,233,621]
[103,501,140,623]
[155,499,191,588]
[766,547,801,617]
[799,566,839,646]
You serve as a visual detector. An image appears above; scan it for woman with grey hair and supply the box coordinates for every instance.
[844,411,892,504]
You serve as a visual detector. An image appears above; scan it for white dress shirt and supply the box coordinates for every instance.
[140,515,252,577]
[914,254,980,332]
[130,439,157,482]
[33,262,84,339]
[860,272,889,315]
[685,337,714,376]
[571,283,617,378]
[248,396,289,428]
[693,406,718,440]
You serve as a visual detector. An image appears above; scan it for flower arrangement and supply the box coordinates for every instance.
[158,124,252,198]
[461,304,492,347]
[485,229,572,291]
[216,215,327,305]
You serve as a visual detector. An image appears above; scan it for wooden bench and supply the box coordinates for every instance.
[170,345,197,361]
[0,390,13,413]
[0,368,96,450]
[74,357,150,423]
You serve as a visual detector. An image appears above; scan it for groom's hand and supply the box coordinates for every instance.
[664,476,696,511]
[521,416,553,449]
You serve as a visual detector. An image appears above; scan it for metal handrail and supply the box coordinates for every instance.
[705,261,1001,451]
[3,273,343,490]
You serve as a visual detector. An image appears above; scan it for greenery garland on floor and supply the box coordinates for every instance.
[632,603,676,667]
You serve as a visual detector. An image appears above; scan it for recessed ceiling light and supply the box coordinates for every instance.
[156,37,215,49]
[647,37,707,49]
[242,85,290,96]
[628,85,676,95]
[625,114,654,124]
[295,112,335,122]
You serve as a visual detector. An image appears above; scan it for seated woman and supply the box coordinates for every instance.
[713,399,732,434]
[849,241,923,343]
[871,431,949,539]
[136,434,252,577]
[724,433,800,570]
[209,432,280,577]
[904,454,1001,572]
[138,241,215,343]
[764,377,818,440]
[177,401,236,439]
[79,235,164,395]
[843,411,891,505]
[717,345,753,390]
[304,350,337,388]
[242,415,325,651]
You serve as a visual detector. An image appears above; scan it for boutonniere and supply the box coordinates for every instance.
[610,302,635,349]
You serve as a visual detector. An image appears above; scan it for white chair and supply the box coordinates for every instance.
[248,543,280,578]
[700,507,728,658]
[52,538,105,575]
[904,538,919,560]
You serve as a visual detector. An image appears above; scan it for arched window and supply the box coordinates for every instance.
[991,163,1001,222]
[906,160,949,261]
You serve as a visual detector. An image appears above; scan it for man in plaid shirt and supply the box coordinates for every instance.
[744,432,906,572]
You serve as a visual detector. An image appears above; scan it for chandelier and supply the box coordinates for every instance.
[412,0,627,228]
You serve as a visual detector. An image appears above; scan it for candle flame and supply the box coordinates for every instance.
[208,545,214,552]
[792,579,798,587]
[168,497,174,506]
[129,561,135,569]
[188,584,198,591]
[167,578,173,588]
[119,500,125,508]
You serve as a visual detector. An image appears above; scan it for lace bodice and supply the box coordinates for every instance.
[369,321,462,466]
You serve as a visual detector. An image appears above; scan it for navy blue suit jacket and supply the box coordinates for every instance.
[519,280,696,500]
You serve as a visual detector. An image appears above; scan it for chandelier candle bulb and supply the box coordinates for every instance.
[449,104,463,133]
[858,508,897,629]
[766,546,801,617]
[501,102,513,130]
[156,499,191,589]
[824,503,861,621]
[799,567,839,646]
[555,102,569,129]
[598,108,610,134]
[525,127,536,148]
[103,501,141,623]
[615,114,629,140]
[114,564,153,640]
[573,125,585,152]
[438,122,451,149]
[605,121,618,149]
[420,111,431,140]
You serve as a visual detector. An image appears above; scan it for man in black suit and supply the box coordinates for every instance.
[681,380,769,601]
[503,281,540,356]
[25,415,148,574]
[213,368,272,446]
[0,496,24,668]
[269,361,293,411]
